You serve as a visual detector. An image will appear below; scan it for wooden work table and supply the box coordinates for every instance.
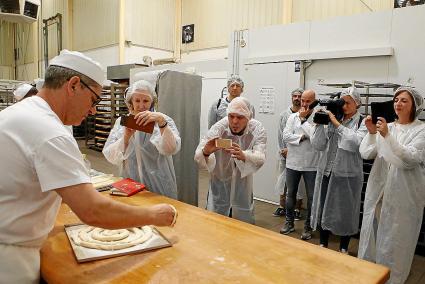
[41,191,390,283]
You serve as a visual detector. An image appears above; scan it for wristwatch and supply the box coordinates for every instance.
[202,149,210,157]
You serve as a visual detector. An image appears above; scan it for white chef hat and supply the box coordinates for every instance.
[49,49,105,86]
[13,83,34,101]
[34,78,44,91]
[227,97,252,119]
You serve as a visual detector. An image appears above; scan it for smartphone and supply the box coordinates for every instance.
[215,138,232,149]
[370,100,397,124]
[120,115,155,134]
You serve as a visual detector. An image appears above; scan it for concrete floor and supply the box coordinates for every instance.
[80,141,425,283]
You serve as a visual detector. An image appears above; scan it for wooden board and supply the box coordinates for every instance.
[41,191,390,284]
[64,224,172,263]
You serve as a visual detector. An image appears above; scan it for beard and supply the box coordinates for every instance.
[230,127,246,136]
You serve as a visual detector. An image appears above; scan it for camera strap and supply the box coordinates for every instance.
[357,115,364,129]
[216,98,222,110]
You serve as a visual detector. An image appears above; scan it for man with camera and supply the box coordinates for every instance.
[280,89,319,240]
[309,87,367,254]
[195,97,267,224]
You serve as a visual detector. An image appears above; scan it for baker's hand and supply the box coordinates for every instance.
[364,115,377,134]
[376,117,389,137]
[135,111,166,127]
[203,138,219,156]
[149,204,177,227]
[281,148,288,158]
[225,142,246,161]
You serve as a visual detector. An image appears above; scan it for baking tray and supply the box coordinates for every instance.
[64,224,172,263]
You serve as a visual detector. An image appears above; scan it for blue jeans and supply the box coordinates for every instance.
[285,168,316,229]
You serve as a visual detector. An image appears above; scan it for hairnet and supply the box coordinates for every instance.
[125,80,157,106]
[394,86,424,118]
[227,75,244,88]
[341,87,361,106]
[291,88,304,96]
[227,97,252,119]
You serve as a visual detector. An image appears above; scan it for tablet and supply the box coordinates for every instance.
[370,100,397,124]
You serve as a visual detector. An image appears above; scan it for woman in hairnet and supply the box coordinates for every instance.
[310,87,367,253]
[358,87,425,284]
[195,97,267,224]
[103,80,181,199]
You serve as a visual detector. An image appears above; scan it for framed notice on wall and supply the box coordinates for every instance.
[259,86,275,114]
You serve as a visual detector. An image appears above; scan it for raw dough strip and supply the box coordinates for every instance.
[92,228,129,241]
[71,226,153,251]
[169,205,178,227]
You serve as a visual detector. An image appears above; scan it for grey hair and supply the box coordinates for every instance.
[44,65,98,89]
[291,88,304,96]
[125,80,158,107]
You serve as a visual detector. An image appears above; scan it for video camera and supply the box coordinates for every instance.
[309,96,345,125]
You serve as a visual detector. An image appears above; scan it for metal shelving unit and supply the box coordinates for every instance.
[84,115,95,148]
[0,80,25,111]
[89,83,128,151]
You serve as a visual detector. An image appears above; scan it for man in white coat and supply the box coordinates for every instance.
[273,88,306,218]
[280,89,320,240]
[195,97,267,224]
[0,50,176,283]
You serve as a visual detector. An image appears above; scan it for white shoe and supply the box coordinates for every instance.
[340,249,349,255]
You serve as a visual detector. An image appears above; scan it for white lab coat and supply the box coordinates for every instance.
[194,117,267,224]
[103,115,181,199]
[282,112,319,171]
[0,244,40,283]
[274,107,292,195]
[358,120,425,284]
[0,97,90,283]
[310,113,367,235]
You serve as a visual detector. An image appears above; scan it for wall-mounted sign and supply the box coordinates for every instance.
[182,24,194,44]
[294,61,301,72]
[259,86,275,114]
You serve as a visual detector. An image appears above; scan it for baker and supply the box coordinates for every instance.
[0,50,176,283]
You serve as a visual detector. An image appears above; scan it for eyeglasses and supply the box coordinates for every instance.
[80,80,102,107]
